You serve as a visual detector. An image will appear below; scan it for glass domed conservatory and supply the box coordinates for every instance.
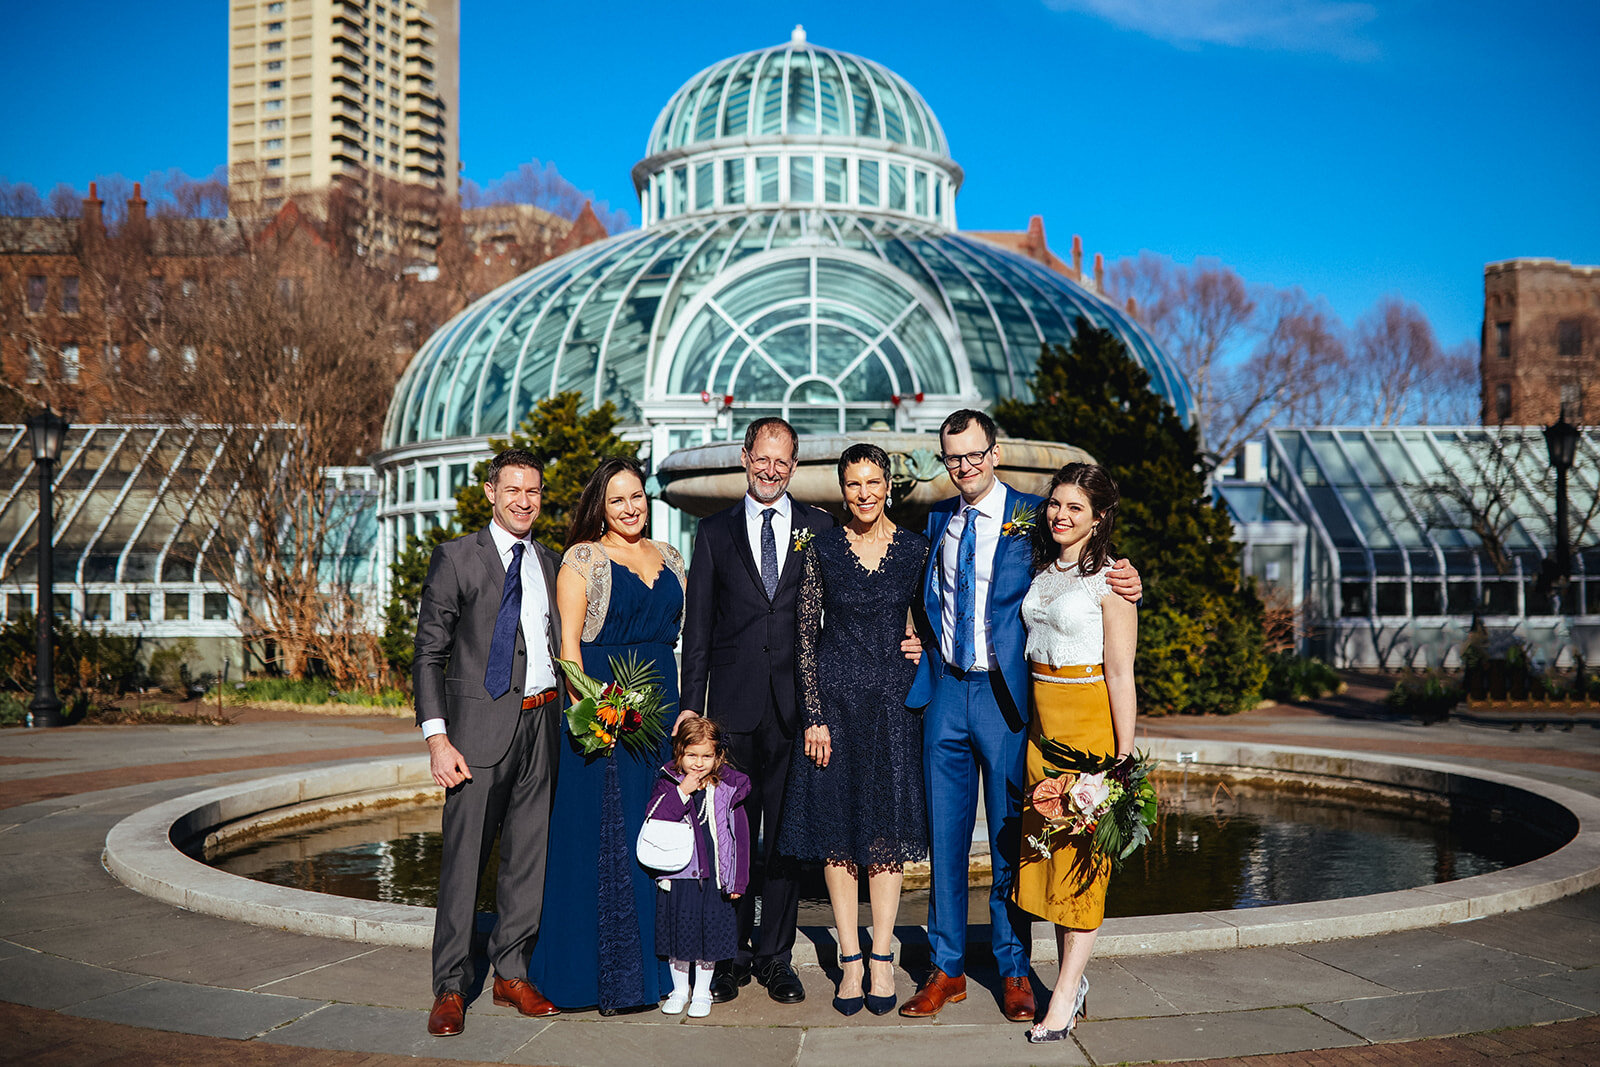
[377,28,1192,553]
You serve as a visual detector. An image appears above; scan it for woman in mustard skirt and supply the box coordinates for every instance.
[1013,463,1137,1042]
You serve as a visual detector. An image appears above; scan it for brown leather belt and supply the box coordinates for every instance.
[521,687,558,711]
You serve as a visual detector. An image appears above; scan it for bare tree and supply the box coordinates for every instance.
[1213,287,1353,448]
[463,159,633,233]
[144,167,230,220]
[128,206,401,682]
[1107,254,1352,460]
[45,184,81,218]
[1350,296,1476,426]
[0,179,47,217]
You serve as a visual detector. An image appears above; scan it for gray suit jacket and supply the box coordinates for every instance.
[413,525,564,768]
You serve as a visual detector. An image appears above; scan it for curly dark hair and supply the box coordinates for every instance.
[1030,462,1120,575]
[566,457,647,546]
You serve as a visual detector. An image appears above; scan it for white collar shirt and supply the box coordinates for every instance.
[487,520,558,695]
[743,492,794,584]
[938,480,1005,671]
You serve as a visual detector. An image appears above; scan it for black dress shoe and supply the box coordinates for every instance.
[756,959,806,1004]
[710,963,751,1004]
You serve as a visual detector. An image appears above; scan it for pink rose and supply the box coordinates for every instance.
[1068,772,1111,816]
[1032,777,1065,820]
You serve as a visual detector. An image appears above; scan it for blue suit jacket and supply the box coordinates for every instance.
[905,483,1043,723]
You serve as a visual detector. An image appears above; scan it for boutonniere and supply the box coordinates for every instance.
[1001,501,1037,539]
[792,528,816,553]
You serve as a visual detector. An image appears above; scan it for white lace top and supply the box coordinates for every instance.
[1021,562,1112,668]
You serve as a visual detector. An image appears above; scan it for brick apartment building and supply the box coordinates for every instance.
[1482,257,1600,425]
[1,183,588,425]
[0,184,250,423]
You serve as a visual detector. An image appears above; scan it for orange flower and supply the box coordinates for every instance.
[597,703,622,726]
[1032,776,1065,820]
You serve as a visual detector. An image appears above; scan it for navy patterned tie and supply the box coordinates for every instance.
[760,508,779,599]
[951,508,979,671]
[484,541,524,699]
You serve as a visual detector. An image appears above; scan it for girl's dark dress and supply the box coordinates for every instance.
[527,560,679,1011]
[655,788,738,963]
[778,526,930,869]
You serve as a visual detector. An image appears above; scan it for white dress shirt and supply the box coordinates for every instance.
[421,520,558,740]
[743,491,794,585]
[938,480,1004,671]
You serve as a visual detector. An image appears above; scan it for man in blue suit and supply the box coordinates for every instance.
[900,409,1141,1022]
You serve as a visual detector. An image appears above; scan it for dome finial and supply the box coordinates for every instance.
[791,24,806,45]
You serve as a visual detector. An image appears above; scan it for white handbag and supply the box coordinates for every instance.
[636,790,694,872]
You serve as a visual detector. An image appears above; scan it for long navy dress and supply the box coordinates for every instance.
[778,526,930,869]
[528,557,680,1011]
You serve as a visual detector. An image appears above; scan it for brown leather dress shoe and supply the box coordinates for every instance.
[898,967,966,1017]
[1002,976,1036,1022]
[492,976,560,1017]
[427,992,465,1036]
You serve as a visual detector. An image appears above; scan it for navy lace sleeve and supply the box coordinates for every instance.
[794,543,826,729]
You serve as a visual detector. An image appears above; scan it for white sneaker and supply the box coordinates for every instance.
[687,996,712,1018]
[661,991,688,1015]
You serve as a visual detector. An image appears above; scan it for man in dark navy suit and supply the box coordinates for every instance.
[678,417,833,1005]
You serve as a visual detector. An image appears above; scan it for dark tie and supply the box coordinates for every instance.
[760,508,779,599]
[484,541,524,699]
[951,509,979,671]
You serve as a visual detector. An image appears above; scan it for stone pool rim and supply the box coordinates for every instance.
[102,739,1600,959]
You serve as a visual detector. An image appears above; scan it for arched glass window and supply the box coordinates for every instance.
[665,252,959,432]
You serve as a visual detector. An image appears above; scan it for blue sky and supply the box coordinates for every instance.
[3,0,1596,348]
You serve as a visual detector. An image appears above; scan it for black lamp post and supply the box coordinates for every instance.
[1545,415,1581,607]
[26,409,68,728]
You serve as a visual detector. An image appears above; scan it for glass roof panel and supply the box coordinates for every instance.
[787,53,816,135]
[1307,431,1359,485]
[720,57,755,137]
[842,351,894,400]
[756,57,785,136]
[1338,488,1395,548]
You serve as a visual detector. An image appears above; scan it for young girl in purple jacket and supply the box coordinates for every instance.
[647,716,751,1018]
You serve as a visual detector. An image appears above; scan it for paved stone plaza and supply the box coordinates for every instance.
[5,683,1600,1065]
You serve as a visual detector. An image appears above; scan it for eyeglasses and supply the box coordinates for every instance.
[748,457,794,474]
[940,445,993,470]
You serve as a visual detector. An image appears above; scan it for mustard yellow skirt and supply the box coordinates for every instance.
[1013,661,1113,930]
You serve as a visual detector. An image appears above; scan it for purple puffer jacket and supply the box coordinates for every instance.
[645,763,751,895]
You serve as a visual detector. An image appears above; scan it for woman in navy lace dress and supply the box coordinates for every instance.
[778,443,929,1016]
[527,458,682,1013]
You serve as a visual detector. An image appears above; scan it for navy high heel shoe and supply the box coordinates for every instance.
[832,952,865,1016]
[865,952,897,1015]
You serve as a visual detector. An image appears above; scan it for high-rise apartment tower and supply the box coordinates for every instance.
[227,0,459,218]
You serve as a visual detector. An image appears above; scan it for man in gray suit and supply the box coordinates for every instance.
[414,449,563,1037]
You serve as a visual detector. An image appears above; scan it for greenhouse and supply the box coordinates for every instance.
[375,27,1193,561]
[1217,427,1600,668]
[0,423,380,674]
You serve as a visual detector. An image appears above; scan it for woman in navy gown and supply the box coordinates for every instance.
[527,457,683,1013]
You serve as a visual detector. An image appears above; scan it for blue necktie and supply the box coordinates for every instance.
[484,541,524,699]
[951,509,979,671]
[760,508,779,599]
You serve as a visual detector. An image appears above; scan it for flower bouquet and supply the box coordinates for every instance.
[556,652,670,756]
[1026,740,1158,866]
